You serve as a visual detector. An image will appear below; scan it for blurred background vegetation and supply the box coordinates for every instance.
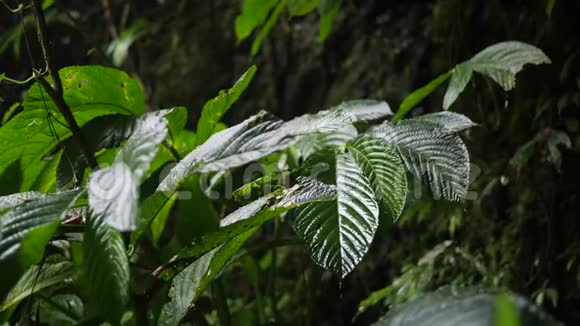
[1,0,579,324]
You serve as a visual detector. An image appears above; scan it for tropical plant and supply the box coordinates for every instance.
[0,2,557,324]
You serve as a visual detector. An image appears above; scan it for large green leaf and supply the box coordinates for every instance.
[80,212,130,322]
[443,41,550,109]
[155,177,335,280]
[158,109,353,193]
[348,135,407,222]
[293,152,379,277]
[371,120,470,201]
[158,230,255,326]
[88,113,168,231]
[195,66,257,146]
[373,287,561,326]
[2,261,75,311]
[0,66,144,191]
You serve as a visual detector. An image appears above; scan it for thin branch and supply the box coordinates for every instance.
[100,0,119,40]
[1,0,29,13]
[31,0,99,170]
[163,139,182,161]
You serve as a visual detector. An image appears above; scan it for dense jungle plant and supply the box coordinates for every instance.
[0,1,560,325]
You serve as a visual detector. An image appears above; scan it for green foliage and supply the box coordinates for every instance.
[80,212,130,322]
[195,66,257,146]
[293,152,379,277]
[2,261,75,311]
[0,5,561,323]
[235,0,341,54]
[394,41,550,120]
[373,287,560,326]
[0,66,144,193]
[348,136,407,222]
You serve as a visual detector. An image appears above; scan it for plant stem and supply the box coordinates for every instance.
[31,0,99,170]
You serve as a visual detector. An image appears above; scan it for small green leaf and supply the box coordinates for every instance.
[251,0,287,56]
[318,0,341,42]
[235,0,279,41]
[288,0,319,16]
[443,63,473,110]
[196,66,257,145]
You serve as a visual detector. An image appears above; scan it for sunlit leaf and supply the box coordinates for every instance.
[334,99,393,122]
[348,135,407,221]
[156,177,334,280]
[443,63,473,110]
[88,114,168,231]
[370,120,470,201]
[444,42,550,109]
[293,152,379,277]
[158,109,353,193]
[0,66,144,194]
